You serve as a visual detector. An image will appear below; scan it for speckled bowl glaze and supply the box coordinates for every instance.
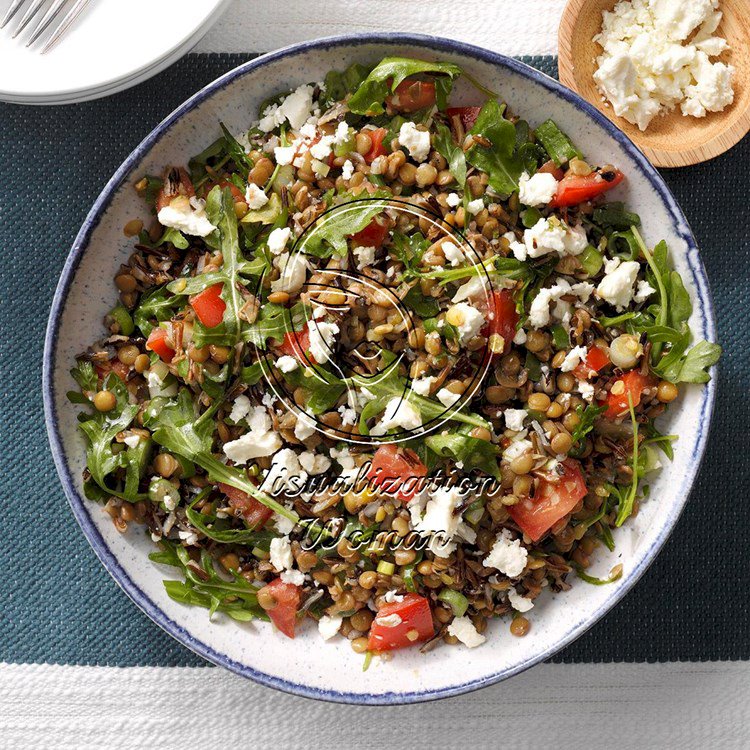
[44,33,717,705]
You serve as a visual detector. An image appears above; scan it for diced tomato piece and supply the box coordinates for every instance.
[573,345,610,380]
[258,578,301,639]
[95,360,131,382]
[508,459,588,542]
[481,289,520,356]
[386,79,437,112]
[537,159,565,181]
[156,167,196,212]
[548,168,624,208]
[367,444,428,502]
[276,323,313,362]
[146,327,175,363]
[190,283,226,328]
[350,217,389,248]
[446,106,482,131]
[218,482,273,529]
[367,593,434,652]
[602,369,657,419]
[364,127,388,164]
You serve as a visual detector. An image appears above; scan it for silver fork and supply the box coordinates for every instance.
[1,0,93,53]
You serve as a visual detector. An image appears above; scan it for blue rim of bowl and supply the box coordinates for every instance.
[43,32,717,705]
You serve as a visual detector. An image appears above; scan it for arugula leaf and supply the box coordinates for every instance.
[569,404,606,456]
[347,57,462,115]
[592,202,641,231]
[402,284,441,318]
[151,541,269,622]
[391,231,429,276]
[321,62,372,107]
[533,119,581,166]
[350,351,490,433]
[240,361,264,385]
[133,285,183,338]
[76,374,143,500]
[465,99,522,195]
[665,340,722,384]
[433,122,467,188]
[242,301,308,349]
[299,193,390,258]
[425,430,501,478]
[185,493,277,544]
[282,365,346,414]
[219,122,254,179]
[615,394,639,527]
[188,137,227,186]
[138,226,189,250]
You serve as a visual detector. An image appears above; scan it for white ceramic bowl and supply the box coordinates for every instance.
[43,34,717,704]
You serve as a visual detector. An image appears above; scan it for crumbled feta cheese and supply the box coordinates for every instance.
[308,320,339,364]
[341,159,354,180]
[577,379,596,402]
[281,569,305,586]
[338,405,357,426]
[245,183,269,210]
[452,302,486,345]
[484,529,528,577]
[436,388,461,408]
[508,587,534,612]
[263,448,307,495]
[560,345,589,373]
[384,590,405,603]
[504,409,527,432]
[261,392,276,409]
[274,512,296,535]
[353,245,375,270]
[411,376,435,396]
[294,413,317,441]
[269,536,294,572]
[513,328,527,345]
[442,241,466,267]
[447,616,486,648]
[229,394,253,423]
[333,121,350,144]
[466,198,484,215]
[298,450,331,475]
[597,260,640,310]
[634,279,656,303]
[594,0,734,130]
[318,615,343,640]
[223,406,282,464]
[271,252,308,295]
[399,122,431,162]
[310,136,334,161]
[503,438,533,463]
[276,355,298,373]
[123,434,141,449]
[268,227,292,255]
[446,192,461,207]
[452,275,488,303]
[413,485,464,557]
[518,170,558,206]
[157,197,216,238]
[523,218,588,260]
[278,84,316,130]
[273,144,297,165]
[371,397,423,435]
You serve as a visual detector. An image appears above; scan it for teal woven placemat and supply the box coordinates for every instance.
[1,54,747,666]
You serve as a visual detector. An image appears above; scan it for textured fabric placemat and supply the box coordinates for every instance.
[1,53,747,668]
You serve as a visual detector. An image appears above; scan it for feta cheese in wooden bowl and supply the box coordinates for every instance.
[559,0,750,166]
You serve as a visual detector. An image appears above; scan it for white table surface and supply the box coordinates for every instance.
[4,2,746,748]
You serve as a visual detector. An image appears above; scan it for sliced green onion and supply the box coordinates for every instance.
[464,500,485,525]
[108,304,134,336]
[534,119,580,165]
[377,560,395,575]
[402,564,418,593]
[579,245,603,276]
[438,588,469,617]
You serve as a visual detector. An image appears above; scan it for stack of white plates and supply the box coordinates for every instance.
[0,0,232,104]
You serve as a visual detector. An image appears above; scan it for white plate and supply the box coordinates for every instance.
[44,34,718,704]
[0,0,232,104]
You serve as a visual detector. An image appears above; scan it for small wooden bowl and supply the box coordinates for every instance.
[558,0,750,167]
